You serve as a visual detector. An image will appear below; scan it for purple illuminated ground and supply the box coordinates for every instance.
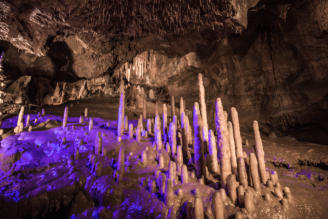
[0,98,327,218]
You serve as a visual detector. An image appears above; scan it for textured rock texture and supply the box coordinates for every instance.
[0,0,327,143]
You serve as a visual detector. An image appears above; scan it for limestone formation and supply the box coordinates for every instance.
[179,97,185,119]
[193,102,205,179]
[283,187,292,201]
[231,107,243,159]
[117,81,125,141]
[198,73,208,142]
[270,170,279,185]
[14,106,24,134]
[194,191,204,219]
[128,123,133,139]
[208,129,220,175]
[163,103,168,143]
[147,119,152,134]
[249,153,261,191]
[237,185,245,207]
[95,132,102,154]
[25,114,30,127]
[219,188,227,205]
[117,147,125,174]
[165,178,174,207]
[143,98,147,120]
[227,174,238,204]
[84,107,88,118]
[141,149,147,165]
[238,157,248,187]
[89,118,93,131]
[176,145,183,169]
[154,115,162,150]
[212,192,225,219]
[171,96,175,118]
[253,120,268,184]
[228,121,237,174]
[215,98,231,186]
[244,190,255,213]
[124,115,128,131]
[158,154,164,169]
[79,115,83,124]
[169,122,177,157]
[181,165,188,183]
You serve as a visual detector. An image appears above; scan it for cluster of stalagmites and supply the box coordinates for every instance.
[114,73,292,218]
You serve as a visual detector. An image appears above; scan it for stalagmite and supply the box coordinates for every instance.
[231,107,243,159]
[274,183,283,199]
[79,115,83,124]
[169,122,176,157]
[129,123,133,138]
[181,164,188,183]
[171,96,175,118]
[117,81,125,142]
[89,118,93,131]
[227,174,238,204]
[176,145,183,169]
[244,190,255,213]
[219,189,227,204]
[235,211,243,219]
[95,132,102,154]
[160,173,167,195]
[165,178,174,206]
[179,97,185,119]
[194,189,204,219]
[212,192,225,219]
[249,153,261,191]
[28,126,32,132]
[228,121,237,174]
[84,107,88,118]
[168,160,176,185]
[136,116,142,142]
[25,114,30,127]
[14,106,24,134]
[165,142,171,154]
[124,115,128,131]
[193,102,205,179]
[238,157,248,187]
[158,154,164,169]
[208,129,220,174]
[283,187,292,201]
[75,147,79,160]
[62,106,68,128]
[154,115,162,150]
[41,108,45,116]
[237,185,245,207]
[198,73,208,142]
[117,147,125,174]
[147,119,152,134]
[163,104,168,143]
[253,120,268,184]
[270,170,279,185]
[141,149,147,165]
[215,98,231,186]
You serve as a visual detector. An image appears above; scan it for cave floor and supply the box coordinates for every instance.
[0,97,327,219]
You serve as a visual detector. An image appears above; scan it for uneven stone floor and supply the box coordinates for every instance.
[0,97,327,219]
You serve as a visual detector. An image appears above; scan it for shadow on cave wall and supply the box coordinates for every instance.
[45,37,79,82]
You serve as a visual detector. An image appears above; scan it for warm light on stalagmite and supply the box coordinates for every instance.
[193,102,205,179]
[215,98,232,187]
[62,106,68,128]
[198,73,208,142]
[231,107,243,159]
[117,81,125,142]
[253,120,268,184]
[14,106,24,134]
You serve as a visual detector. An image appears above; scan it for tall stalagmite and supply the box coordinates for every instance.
[231,107,243,159]
[215,98,231,187]
[228,121,237,174]
[198,73,208,142]
[62,106,68,128]
[253,120,268,184]
[208,129,220,175]
[117,81,125,142]
[193,102,205,179]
